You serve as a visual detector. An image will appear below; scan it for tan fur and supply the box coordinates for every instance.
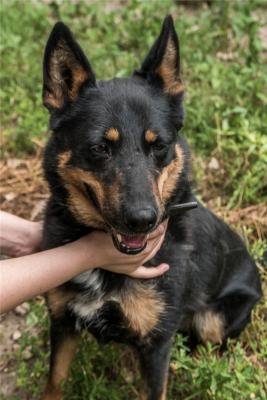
[193,310,225,344]
[106,127,120,142]
[151,178,164,216]
[157,64,184,95]
[58,150,72,167]
[156,38,184,95]
[57,151,122,229]
[157,144,184,204]
[46,287,75,318]
[159,382,168,400]
[45,93,62,110]
[42,335,79,400]
[42,384,62,400]
[57,152,106,228]
[120,283,164,337]
[159,369,169,400]
[65,182,106,228]
[140,365,169,400]
[69,67,88,100]
[159,389,167,400]
[105,175,121,209]
[145,130,157,143]
[45,40,89,108]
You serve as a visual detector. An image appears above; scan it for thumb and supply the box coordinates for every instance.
[129,263,169,279]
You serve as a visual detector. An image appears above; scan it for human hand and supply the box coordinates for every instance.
[88,221,169,278]
[0,212,42,257]
[25,221,43,255]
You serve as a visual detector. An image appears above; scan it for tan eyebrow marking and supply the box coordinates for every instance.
[105,128,120,142]
[145,130,158,143]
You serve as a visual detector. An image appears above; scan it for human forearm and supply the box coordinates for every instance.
[0,239,96,313]
[0,222,169,313]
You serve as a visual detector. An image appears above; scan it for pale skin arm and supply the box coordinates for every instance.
[0,212,169,313]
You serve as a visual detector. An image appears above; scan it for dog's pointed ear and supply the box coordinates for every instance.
[134,15,183,96]
[43,22,96,110]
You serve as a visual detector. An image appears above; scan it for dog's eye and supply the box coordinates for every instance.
[152,142,168,155]
[90,144,110,157]
[154,143,166,151]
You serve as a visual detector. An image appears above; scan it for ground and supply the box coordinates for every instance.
[0,1,267,399]
[0,149,266,400]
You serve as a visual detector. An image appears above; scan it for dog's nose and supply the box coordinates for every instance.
[124,208,157,232]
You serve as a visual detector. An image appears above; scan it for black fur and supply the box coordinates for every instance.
[42,15,262,400]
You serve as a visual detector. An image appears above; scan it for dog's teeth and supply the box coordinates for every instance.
[117,233,122,243]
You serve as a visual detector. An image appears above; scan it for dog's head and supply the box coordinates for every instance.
[43,15,189,254]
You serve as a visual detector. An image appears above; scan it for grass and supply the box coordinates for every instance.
[1,0,266,399]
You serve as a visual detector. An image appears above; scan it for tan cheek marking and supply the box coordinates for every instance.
[105,128,120,142]
[145,130,157,143]
[119,284,165,337]
[67,168,105,208]
[65,183,106,228]
[57,152,106,228]
[151,178,164,215]
[193,310,225,345]
[105,175,121,210]
[157,144,184,204]
[156,38,184,95]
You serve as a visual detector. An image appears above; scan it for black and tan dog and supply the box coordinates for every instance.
[41,16,261,400]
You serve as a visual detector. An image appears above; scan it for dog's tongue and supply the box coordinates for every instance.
[121,234,146,248]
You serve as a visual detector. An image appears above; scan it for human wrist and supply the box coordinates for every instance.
[67,235,104,272]
[15,220,42,256]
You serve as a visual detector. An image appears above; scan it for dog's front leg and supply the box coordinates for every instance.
[138,337,172,400]
[42,317,79,400]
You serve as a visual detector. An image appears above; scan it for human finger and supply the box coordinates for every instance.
[147,219,168,240]
[141,226,167,263]
[128,263,169,279]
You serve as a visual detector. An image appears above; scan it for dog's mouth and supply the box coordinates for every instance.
[84,183,150,254]
[109,201,199,255]
[111,230,148,255]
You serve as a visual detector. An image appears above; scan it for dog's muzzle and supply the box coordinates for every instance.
[111,202,198,255]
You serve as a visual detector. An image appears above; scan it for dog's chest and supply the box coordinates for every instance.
[66,270,165,340]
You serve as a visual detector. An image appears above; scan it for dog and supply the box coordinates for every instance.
[41,15,262,400]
